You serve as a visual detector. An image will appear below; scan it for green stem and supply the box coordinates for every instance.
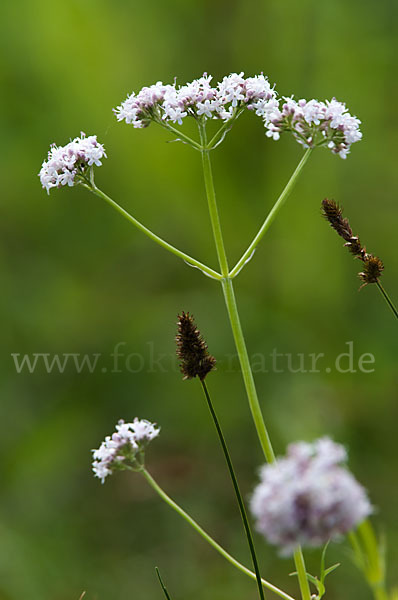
[158,121,203,151]
[201,380,266,600]
[229,149,312,278]
[198,121,230,277]
[155,568,173,600]
[221,277,275,463]
[199,134,311,600]
[87,185,221,280]
[349,524,388,600]
[140,468,295,600]
[376,281,398,320]
[207,108,245,149]
[293,548,312,600]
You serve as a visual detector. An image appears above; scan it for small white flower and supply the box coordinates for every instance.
[39,133,106,193]
[217,72,246,107]
[250,437,372,555]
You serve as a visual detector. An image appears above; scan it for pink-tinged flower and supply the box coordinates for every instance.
[39,133,106,193]
[92,418,160,483]
[264,97,362,158]
[250,437,372,555]
[114,72,278,127]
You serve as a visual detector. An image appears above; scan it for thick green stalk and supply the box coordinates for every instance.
[221,277,310,600]
[88,185,221,280]
[140,468,295,600]
[230,149,312,278]
[293,548,312,600]
[221,277,275,463]
[201,380,266,600]
[199,126,311,600]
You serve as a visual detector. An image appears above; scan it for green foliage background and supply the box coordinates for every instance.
[1,1,397,599]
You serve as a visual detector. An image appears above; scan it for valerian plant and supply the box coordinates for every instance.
[40,72,393,600]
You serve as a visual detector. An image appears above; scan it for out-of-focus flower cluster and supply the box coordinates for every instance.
[114,73,362,158]
[266,97,362,158]
[92,418,160,483]
[39,133,106,193]
[250,437,372,555]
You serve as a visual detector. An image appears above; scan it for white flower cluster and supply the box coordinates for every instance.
[114,72,278,128]
[114,73,362,158]
[92,418,160,483]
[266,97,362,158]
[39,133,106,193]
[250,437,372,555]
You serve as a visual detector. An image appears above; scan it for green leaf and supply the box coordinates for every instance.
[320,540,330,580]
[324,563,341,577]
[290,570,324,594]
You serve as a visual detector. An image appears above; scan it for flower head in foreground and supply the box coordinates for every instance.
[321,198,384,288]
[39,133,106,193]
[176,311,216,380]
[250,437,372,555]
[92,418,160,483]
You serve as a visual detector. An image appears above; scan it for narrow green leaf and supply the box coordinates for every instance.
[305,573,320,587]
[324,563,341,577]
[320,540,330,580]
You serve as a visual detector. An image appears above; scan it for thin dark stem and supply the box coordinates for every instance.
[200,379,266,600]
[376,281,398,320]
[155,567,173,600]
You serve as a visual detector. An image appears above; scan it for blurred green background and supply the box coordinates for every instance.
[1,0,397,598]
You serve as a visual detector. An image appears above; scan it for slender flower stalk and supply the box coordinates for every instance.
[155,568,173,600]
[230,148,312,278]
[197,120,311,600]
[176,311,266,600]
[85,182,222,280]
[376,281,398,320]
[157,120,203,151]
[140,468,295,600]
[198,121,229,277]
[201,378,266,600]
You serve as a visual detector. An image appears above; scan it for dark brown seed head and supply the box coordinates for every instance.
[321,198,384,287]
[322,198,367,260]
[358,255,384,288]
[321,198,354,243]
[176,312,216,381]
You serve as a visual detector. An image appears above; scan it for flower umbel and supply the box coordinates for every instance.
[176,311,216,380]
[250,437,372,556]
[39,133,106,193]
[92,418,160,483]
[266,97,362,158]
[114,72,277,129]
[114,73,361,158]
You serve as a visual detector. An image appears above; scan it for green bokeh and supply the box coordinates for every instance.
[1,1,397,599]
